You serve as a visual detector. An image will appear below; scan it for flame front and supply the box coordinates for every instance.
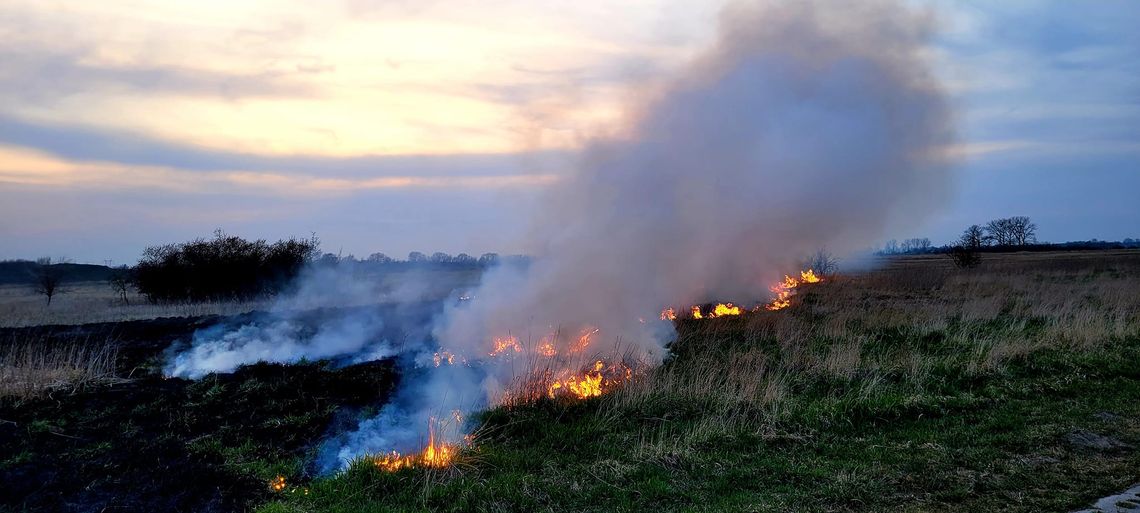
[373,418,458,472]
[490,335,522,356]
[660,269,824,318]
[765,268,822,311]
[546,360,633,400]
[712,303,742,317]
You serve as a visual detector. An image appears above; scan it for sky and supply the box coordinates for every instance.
[0,0,1137,264]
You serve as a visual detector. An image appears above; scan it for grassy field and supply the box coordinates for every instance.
[2,251,1138,512]
[261,250,1140,512]
[0,266,481,328]
[0,281,266,328]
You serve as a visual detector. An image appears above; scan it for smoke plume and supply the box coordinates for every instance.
[432,0,954,392]
[175,0,957,470]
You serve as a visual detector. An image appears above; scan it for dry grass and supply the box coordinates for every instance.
[0,267,484,328]
[0,334,121,402]
[0,282,267,328]
[603,250,1140,453]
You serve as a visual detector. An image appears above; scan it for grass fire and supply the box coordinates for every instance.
[2,1,1138,512]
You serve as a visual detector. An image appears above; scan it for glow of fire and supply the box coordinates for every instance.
[764,268,822,311]
[373,418,458,472]
[712,303,742,317]
[537,337,558,357]
[490,335,522,356]
[546,360,633,400]
[658,269,824,318]
[432,349,461,367]
[569,327,600,354]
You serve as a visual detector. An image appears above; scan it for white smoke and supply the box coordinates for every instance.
[320,0,957,469]
[163,264,462,378]
[433,0,955,387]
[164,312,392,379]
[171,0,957,470]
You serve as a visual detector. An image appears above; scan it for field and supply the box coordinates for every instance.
[2,251,1139,512]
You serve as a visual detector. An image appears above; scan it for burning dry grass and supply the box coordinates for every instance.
[602,251,1140,453]
[0,334,121,402]
[258,251,1140,512]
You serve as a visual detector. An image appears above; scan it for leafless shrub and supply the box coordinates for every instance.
[802,249,839,276]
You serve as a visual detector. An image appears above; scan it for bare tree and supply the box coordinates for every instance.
[802,249,839,275]
[33,257,65,306]
[959,225,986,248]
[108,266,133,305]
[1006,216,1037,245]
[985,218,1013,246]
[985,217,1036,246]
[899,237,932,254]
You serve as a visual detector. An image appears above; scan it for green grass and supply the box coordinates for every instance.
[258,319,1140,513]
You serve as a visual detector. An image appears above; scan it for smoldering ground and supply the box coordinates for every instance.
[167,0,957,471]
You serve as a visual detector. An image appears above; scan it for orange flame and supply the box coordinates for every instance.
[690,305,703,319]
[660,307,677,320]
[546,360,633,400]
[269,475,287,492]
[569,327,599,354]
[536,337,558,357]
[711,303,742,317]
[373,418,458,472]
[490,335,522,356]
[765,268,822,311]
[433,350,461,367]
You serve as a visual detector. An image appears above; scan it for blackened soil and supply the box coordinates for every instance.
[0,314,399,513]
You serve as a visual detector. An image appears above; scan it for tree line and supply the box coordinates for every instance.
[22,231,517,305]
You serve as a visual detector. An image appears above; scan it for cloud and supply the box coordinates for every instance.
[0,115,572,180]
[0,48,321,104]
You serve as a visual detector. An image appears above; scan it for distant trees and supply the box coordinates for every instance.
[879,238,932,255]
[134,230,319,302]
[948,216,1039,268]
[900,238,932,253]
[984,216,1037,246]
[478,253,500,266]
[33,257,65,306]
[366,252,392,264]
[408,252,427,263]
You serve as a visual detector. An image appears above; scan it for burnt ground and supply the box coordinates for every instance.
[0,314,400,513]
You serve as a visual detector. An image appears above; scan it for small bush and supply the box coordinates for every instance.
[134,231,318,302]
[949,245,981,268]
